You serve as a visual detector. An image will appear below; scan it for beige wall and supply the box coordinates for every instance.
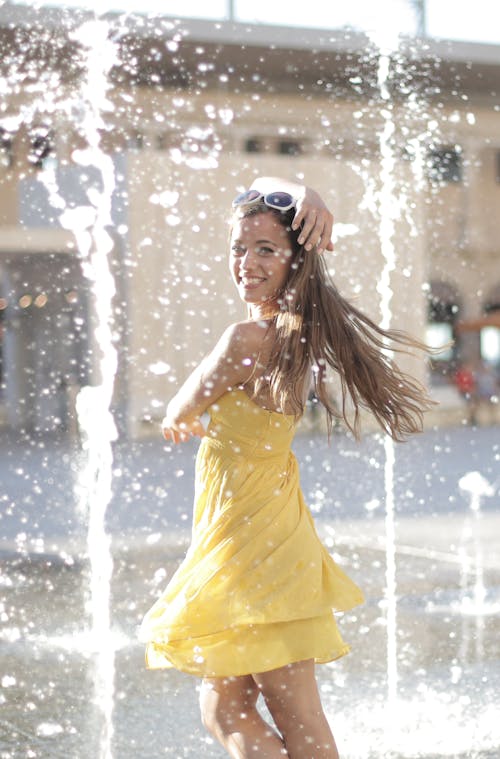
[1,82,500,436]
[424,109,500,322]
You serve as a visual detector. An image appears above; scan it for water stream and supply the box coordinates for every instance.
[63,19,119,759]
[2,13,120,756]
[373,34,400,707]
[457,471,496,663]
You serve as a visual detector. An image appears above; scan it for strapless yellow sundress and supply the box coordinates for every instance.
[140,388,364,677]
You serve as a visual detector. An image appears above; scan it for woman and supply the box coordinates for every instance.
[140,177,432,758]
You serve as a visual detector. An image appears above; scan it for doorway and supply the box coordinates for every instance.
[0,252,90,434]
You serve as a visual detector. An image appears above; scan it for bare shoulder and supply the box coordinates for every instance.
[220,319,272,358]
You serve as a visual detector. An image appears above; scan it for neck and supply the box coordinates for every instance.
[249,302,279,321]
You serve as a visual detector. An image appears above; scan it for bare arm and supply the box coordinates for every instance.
[162,321,266,443]
[250,176,334,254]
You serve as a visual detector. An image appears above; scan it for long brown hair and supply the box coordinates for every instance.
[232,202,435,441]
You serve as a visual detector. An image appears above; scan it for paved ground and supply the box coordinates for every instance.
[0,421,499,758]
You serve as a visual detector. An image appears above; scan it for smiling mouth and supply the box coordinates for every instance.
[240,277,266,288]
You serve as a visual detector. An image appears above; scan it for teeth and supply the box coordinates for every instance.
[241,277,264,284]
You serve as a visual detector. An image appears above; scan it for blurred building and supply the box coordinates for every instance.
[0,3,499,437]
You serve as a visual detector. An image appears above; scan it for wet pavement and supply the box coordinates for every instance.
[1,422,499,758]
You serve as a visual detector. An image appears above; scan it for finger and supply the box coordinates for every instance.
[305,213,332,252]
[322,213,334,252]
[164,426,180,443]
[315,226,331,255]
[164,430,177,445]
[311,211,334,253]
[291,204,307,232]
[306,222,328,252]
[297,211,317,248]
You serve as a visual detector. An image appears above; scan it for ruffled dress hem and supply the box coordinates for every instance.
[144,610,352,678]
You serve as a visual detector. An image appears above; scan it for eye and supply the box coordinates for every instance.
[231,244,245,256]
[256,246,275,256]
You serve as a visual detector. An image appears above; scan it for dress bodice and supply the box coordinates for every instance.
[204,388,297,462]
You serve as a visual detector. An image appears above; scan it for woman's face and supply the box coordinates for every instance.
[229,212,293,315]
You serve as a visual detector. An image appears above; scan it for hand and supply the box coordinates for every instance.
[292,187,334,255]
[161,417,206,444]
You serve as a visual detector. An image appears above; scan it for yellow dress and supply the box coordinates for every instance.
[140,388,364,677]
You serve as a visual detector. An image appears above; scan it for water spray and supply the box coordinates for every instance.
[67,19,119,759]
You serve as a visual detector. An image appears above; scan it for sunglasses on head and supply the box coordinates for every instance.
[232,189,296,211]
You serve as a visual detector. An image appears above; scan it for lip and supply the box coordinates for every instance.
[239,277,266,290]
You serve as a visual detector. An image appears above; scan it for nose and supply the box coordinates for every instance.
[239,248,258,271]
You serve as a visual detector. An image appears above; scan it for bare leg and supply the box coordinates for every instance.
[199,674,288,758]
[253,659,339,759]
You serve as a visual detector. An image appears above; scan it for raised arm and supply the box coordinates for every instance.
[162,321,265,443]
[249,176,334,255]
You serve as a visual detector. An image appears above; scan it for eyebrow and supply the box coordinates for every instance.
[255,238,278,246]
[232,238,279,247]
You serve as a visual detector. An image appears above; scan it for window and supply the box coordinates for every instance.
[426,322,453,362]
[481,297,500,366]
[426,147,462,184]
[480,326,500,365]
[426,280,461,383]
[28,127,56,170]
[243,136,306,155]
[0,129,13,169]
[278,140,302,156]
[244,138,265,154]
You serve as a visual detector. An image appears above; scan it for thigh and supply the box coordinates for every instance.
[253,661,338,759]
[252,659,323,716]
[200,674,260,714]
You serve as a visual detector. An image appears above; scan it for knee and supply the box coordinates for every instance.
[199,680,245,738]
[199,684,220,736]
[263,695,324,739]
[267,701,338,758]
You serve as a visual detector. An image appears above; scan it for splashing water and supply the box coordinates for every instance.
[457,471,497,663]
[371,29,400,707]
[349,28,499,750]
[22,18,120,753]
[333,687,500,759]
[66,19,119,759]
